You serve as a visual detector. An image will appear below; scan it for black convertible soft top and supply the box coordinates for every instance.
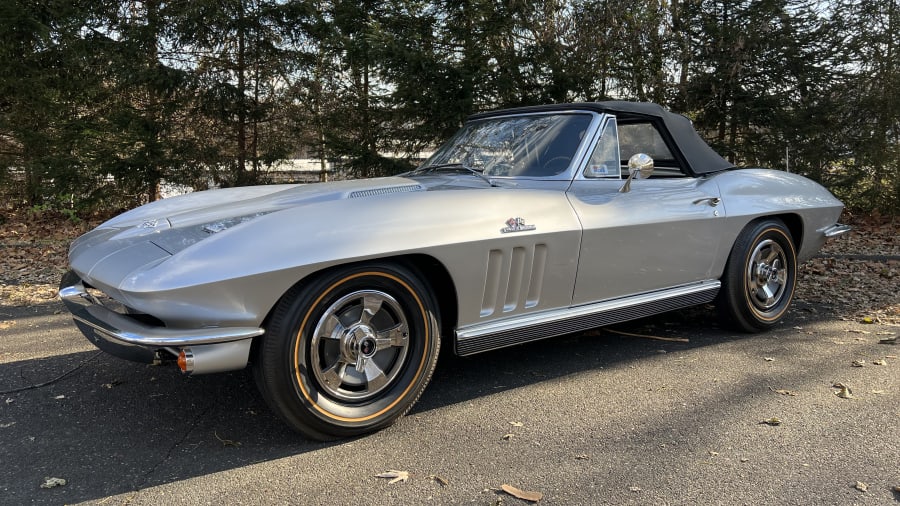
[469,101,734,176]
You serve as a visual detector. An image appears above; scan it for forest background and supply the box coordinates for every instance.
[1,0,898,216]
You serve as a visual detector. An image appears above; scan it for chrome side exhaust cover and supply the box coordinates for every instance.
[179,340,254,375]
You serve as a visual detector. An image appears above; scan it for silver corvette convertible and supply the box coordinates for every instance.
[60,102,849,439]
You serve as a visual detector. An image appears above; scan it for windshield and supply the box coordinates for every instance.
[421,113,593,178]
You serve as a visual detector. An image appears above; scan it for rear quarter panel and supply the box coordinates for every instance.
[711,169,844,273]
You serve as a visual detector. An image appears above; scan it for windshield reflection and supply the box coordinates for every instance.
[422,114,592,178]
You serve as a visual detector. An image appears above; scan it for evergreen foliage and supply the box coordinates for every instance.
[0,0,897,213]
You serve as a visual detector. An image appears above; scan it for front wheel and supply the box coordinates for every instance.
[718,219,797,332]
[254,263,440,440]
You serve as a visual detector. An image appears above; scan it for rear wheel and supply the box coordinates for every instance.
[718,219,797,332]
[255,263,440,440]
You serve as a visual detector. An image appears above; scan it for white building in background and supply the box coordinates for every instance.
[159,150,433,199]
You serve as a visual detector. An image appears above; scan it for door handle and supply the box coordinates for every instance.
[692,197,721,207]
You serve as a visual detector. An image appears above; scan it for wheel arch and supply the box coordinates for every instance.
[252,253,459,362]
[717,216,798,332]
[402,254,459,346]
[724,213,802,260]
[774,212,803,249]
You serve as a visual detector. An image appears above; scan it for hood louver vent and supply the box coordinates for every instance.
[349,185,423,199]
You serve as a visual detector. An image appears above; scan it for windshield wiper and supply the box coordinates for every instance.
[412,163,496,187]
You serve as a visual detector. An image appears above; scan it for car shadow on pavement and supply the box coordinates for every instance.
[0,301,853,504]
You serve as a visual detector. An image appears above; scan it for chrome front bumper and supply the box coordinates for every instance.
[59,271,263,372]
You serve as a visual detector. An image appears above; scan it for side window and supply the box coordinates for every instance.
[618,122,674,162]
[583,118,621,178]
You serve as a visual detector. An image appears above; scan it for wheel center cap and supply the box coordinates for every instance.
[345,324,377,359]
[758,263,775,282]
[359,336,377,358]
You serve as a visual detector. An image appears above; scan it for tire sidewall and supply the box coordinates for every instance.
[722,220,797,331]
[261,263,440,437]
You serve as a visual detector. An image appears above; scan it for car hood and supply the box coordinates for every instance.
[103,177,426,229]
[69,177,428,290]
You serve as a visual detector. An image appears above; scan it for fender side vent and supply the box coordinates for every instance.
[349,185,423,198]
[480,244,548,317]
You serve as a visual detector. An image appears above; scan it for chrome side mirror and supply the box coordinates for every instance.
[619,153,655,193]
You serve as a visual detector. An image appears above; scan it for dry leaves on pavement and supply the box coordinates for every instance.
[500,484,543,503]
[375,470,409,484]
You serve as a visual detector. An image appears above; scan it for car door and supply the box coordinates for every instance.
[567,116,727,305]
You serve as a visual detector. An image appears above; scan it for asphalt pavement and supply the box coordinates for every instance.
[1,299,898,505]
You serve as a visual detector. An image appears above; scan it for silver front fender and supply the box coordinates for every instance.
[59,271,262,370]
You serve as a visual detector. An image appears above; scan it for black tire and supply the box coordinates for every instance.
[718,219,797,332]
[254,262,440,440]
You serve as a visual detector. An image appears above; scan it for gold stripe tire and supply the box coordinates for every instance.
[254,262,440,440]
[717,218,797,332]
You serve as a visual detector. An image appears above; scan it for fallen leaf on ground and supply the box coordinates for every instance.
[575,454,590,460]
[760,417,782,426]
[855,481,868,492]
[214,432,241,447]
[861,317,875,324]
[872,359,887,366]
[851,360,866,367]
[375,470,409,484]
[501,484,543,503]
[40,477,66,489]
[509,421,524,427]
[879,336,897,344]
[764,357,775,362]
[872,390,886,394]
[834,385,854,399]
[428,474,448,487]
[770,388,797,396]
[502,433,514,440]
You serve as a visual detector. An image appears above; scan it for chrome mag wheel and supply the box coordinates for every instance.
[254,263,440,441]
[310,290,410,402]
[718,219,797,332]
[746,238,788,314]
